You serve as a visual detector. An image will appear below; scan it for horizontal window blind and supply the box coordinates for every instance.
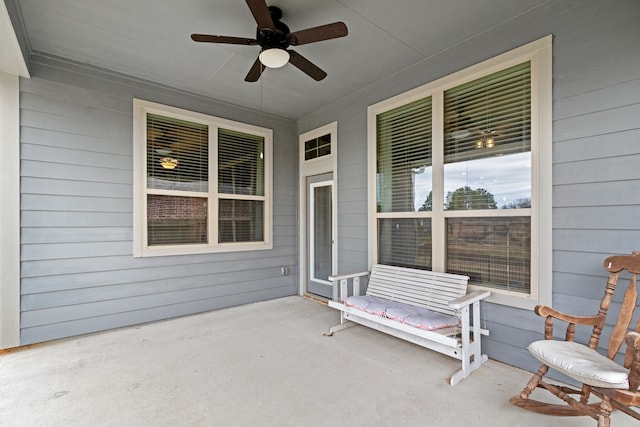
[147,195,208,245]
[376,96,432,213]
[378,218,432,269]
[444,62,531,163]
[447,217,530,293]
[219,199,264,243]
[218,129,265,196]
[147,114,208,191]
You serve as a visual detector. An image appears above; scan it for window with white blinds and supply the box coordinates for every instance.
[442,62,532,293]
[369,36,552,308]
[376,96,433,269]
[376,96,432,213]
[218,128,265,243]
[133,99,273,257]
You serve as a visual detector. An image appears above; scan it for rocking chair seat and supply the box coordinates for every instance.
[529,340,629,389]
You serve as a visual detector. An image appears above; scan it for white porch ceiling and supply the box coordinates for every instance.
[13,0,551,119]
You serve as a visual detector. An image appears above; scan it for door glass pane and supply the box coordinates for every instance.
[313,185,332,281]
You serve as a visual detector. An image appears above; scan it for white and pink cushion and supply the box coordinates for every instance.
[346,297,460,331]
[344,295,385,311]
[403,312,459,330]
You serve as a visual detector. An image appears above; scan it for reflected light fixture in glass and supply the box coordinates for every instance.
[160,157,179,169]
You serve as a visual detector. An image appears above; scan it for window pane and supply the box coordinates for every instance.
[147,195,208,245]
[447,217,530,293]
[444,152,531,210]
[378,218,432,269]
[444,62,531,163]
[443,62,531,210]
[219,199,264,243]
[377,96,432,212]
[147,114,208,192]
[305,134,331,160]
[219,129,265,196]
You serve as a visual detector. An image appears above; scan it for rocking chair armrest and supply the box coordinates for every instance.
[626,332,640,351]
[534,305,605,327]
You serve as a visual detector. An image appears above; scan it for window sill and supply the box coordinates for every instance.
[468,284,542,310]
[134,241,273,257]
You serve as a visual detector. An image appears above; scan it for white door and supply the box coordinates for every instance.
[306,174,335,298]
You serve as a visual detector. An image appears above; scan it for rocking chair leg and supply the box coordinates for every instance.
[597,396,612,427]
[580,384,592,405]
[519,364,549,399]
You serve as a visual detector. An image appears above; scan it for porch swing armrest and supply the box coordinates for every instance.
[328,271,370,282]
[448,290,490,309]
[534,305,605,327]
[327,271,370,301]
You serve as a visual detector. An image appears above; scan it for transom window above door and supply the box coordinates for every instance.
[304,133,332,161]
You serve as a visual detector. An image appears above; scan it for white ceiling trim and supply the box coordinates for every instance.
[0,0,29,78]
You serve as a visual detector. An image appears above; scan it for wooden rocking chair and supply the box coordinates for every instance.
[510,251,640,427]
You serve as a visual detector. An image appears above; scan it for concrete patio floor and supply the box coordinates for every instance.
[0,296,635,426]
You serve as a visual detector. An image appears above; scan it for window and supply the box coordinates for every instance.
[304,133,332,161]
[376,96,433,268]
[368,36,552,308]
[133,100,272,257]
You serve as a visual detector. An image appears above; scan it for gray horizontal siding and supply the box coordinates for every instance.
[21,286,290,345]
[21,277,292,324]
[297,0,640,374]
[19,55,298,345]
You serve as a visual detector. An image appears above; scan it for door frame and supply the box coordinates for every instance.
[298,122,338,298]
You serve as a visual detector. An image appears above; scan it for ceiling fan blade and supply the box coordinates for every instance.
[191,34,257,45]
[287,50,327,81]
[287,22,348,46]
[246,0,275,31]
[245,57,266,82]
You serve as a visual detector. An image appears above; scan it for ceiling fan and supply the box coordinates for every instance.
[191,0,348,82]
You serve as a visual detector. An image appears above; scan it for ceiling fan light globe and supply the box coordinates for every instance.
[259,48,289,68]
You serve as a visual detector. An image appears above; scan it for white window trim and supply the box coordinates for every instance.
[298,122,338,296]
[367,35,552,309]
[133,99,273,257]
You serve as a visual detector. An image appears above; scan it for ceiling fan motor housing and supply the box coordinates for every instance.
[256,6,290,50]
